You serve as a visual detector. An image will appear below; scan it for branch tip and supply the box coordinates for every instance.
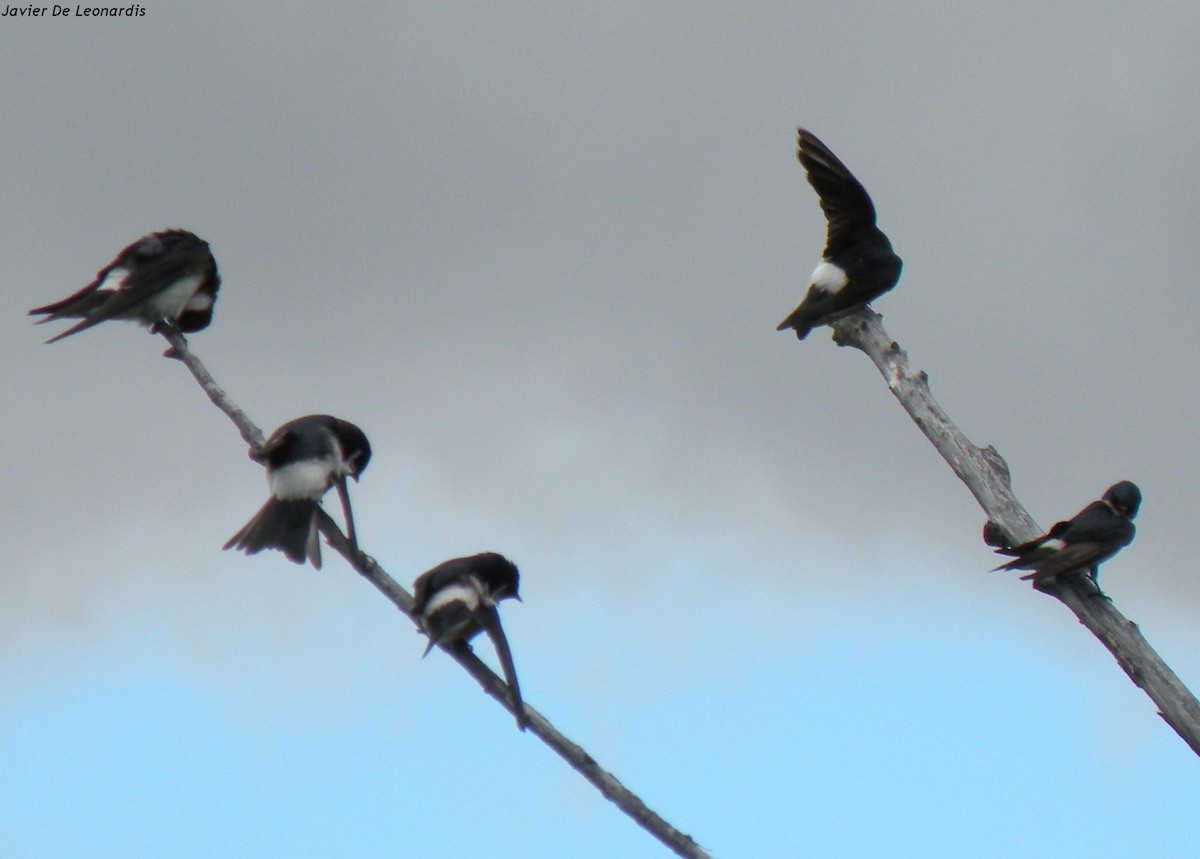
[828,310,1200,757]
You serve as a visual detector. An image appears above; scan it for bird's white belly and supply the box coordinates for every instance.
[143,273,205,321]
[269,457,337,500]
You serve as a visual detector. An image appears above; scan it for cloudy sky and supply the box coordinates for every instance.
[4,2,1200,856]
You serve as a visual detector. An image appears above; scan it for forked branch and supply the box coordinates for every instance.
[828,307,1200,756]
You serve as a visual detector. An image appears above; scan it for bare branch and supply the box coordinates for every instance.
[341,540,713,859]
[160,329,265,453]
[161,330,714,859]
[829,307,1200,756]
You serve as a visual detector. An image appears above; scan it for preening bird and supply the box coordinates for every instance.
[29,229,220,343]
[412,552,529,730]
[777,128,902,339]
[224,415,371,569]
[992,481,1142,585]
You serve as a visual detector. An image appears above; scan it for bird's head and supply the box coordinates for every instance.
[331,419,372,480]
[475,552,521,602]
[1103,481,1142,520]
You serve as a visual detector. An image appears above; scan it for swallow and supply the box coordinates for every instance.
[412,552,529,730]
[29,229,220,344]
[224,415,371,569]
[777,128,903,339]
[992,481,1141,585]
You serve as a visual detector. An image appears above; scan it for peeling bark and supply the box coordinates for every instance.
[829,308,1200,756]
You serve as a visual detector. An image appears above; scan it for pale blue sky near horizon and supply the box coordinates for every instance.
[3,2,1200,856]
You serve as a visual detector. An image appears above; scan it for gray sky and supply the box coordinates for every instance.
[3,3,1200,856]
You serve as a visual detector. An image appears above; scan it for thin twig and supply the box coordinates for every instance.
[161,329,265,453]
[828,307,1200,756]
[161,330,714,859]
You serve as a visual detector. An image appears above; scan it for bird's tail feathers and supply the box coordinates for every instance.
[29,290,113,322]
[223,497,321,568]
[42,316,108,344]
[421,631,439,658]
[775,310,814,339]
[991,557,1026,572]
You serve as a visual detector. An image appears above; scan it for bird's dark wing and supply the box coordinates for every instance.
[84,235,208,316]
[28,279,110,320]
[797,128,878,257]
[1055,505,1134,546]
[259,417,347,471]
[992,520,1071,559]
[42,233,211,341]
[992,545,1057,571]
[479,606,528,730]
[993,500,1116,560]
[1016,540,1120,580]
[252,422,299,467]
[1002,519,1134,579]
[30,233,159,320]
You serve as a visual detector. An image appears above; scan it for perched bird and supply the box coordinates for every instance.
[224,415,371,569]
[412,552,528,730]
[777,128,903,339]
[992,481,1142,585]
[29,229,220,344]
